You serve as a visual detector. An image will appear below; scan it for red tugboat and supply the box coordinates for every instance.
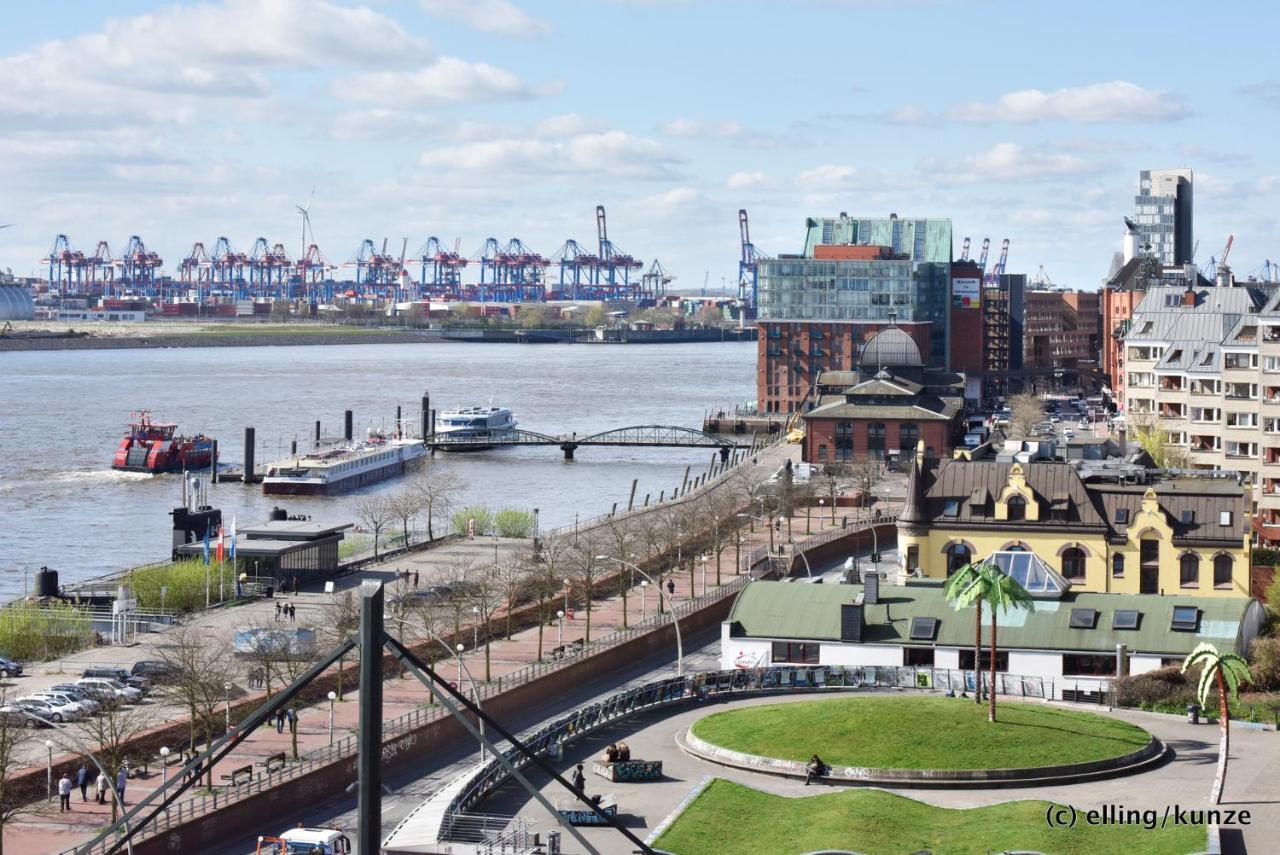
[111,411,217,473]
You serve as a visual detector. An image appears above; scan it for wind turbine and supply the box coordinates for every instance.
[296,187,316,259]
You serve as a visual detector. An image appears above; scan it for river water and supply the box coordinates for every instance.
[0,341,755,600]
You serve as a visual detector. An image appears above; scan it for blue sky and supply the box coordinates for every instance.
[2,0,1278,290]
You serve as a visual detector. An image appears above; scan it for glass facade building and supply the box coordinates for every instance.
[1133,169,1193,266]
[757,216,952,366]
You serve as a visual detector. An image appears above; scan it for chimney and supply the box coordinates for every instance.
[1116,643,1130,678]
[1216,266,1234,288]
[863,570,881,604]
[1181,286,1197,307]
[1122,230,1139,264]
[840,595,864,642]
[1117,428,1127,457]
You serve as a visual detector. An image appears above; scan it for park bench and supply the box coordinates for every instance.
[592,760,662,782]
[550,645,566,660]
[571,638,585,652]
[262,751,287,774]
[221,764,253,786]
[557,794,617,826]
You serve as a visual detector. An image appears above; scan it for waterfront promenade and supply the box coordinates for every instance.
[5,442,880,853]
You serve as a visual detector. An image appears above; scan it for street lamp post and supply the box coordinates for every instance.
[700,555,708,597]
[600,556,683,675]
[556,610,564,649]
[455,643,464,689]
[223,682,231,732]
[640,580,648,619]
[818,498,825,529]
[471,606,480,655]
[45,739,54,801]
[159,746,170,795]
[327,691,336,746]
[562,578,571,617]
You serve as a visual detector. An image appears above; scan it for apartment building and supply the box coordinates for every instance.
[1121,282,1280,542]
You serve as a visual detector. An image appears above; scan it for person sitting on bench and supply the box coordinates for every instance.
[805,754,827,786]
[602,743,619,763]
[616,741,631,762]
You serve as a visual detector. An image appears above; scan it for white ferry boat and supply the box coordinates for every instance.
[433,405,518,450]
[261,431,426,496]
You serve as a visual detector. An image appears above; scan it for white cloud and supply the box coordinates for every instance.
[0,0,426,128]
[946,81,1188,124]
[881,105,937,126]
[419,0,550,36]
[657,117,782,147]
[533,114,609,138]
[796,164,860,190]
[418,131,677,179]
[726,171,768,190]
[334,58,536,107]
[930,143,1103,183]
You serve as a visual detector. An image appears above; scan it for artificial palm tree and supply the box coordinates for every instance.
[979,567,1033,722]
[1183,643,1253,804]
[943,562,986,705]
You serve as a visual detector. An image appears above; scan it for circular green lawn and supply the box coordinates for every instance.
[690,696,1151,770]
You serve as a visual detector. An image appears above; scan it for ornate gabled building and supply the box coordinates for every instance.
[896,444,1252,598]
[800,326,965,465]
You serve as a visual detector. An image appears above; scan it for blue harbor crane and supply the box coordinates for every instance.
[737,209,769,309]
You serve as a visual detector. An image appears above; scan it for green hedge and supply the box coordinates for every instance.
[451,506,535,538]
[129,558,232,613]
[0,602,95,661]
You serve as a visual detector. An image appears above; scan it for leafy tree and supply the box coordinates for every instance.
[451,505,494,536]
[519,306,546,329]
[584,304,609,327]
[1128,414,1190,469]
[1183,643,1253,804]
[493,508,535,538]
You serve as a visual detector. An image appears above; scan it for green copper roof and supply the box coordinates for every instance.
[728,580,1260,657]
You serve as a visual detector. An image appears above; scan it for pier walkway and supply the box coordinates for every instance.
[426,424,756,458]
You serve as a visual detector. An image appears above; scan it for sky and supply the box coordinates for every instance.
[2,0,1279,292]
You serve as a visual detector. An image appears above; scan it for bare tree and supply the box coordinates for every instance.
[239,622,313,760]
[0,692,35,853]
[437,556,477,642]
[817,465,844,523]
[465,565,505,681]
[847,459,882,505]
[492,558,529,641]
[71,701,155,820]
[699,488,738,587]
[525,536,574,659]
[155,623,234,785]
[387,488,425,548]
[569,538,606,642]
[410,462,462,542]
[321,590,360,700]
[601,515,639,627]
[353,495,395,558]
[1008,391,1045,439]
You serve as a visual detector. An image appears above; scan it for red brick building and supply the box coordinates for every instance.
[800,327,964,465]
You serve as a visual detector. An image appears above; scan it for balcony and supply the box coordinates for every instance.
[1264,326,1280,343]
[1160,404,1187,418]
[1267,448,1280,466]
[1159,377,1185,391]
[1191,436,1221,453]
[1266,387,1280,404]
[1225,384,1256,401]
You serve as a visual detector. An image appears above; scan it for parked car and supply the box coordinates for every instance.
[0,656,23,679]
[0,703,52,728]
[65,682,118,705]
[16,697,81,723]
[48,685,103,712]
[130,660,176,683]
[33,690,100,716]
[77,677,142,704]
[83,667,150,693]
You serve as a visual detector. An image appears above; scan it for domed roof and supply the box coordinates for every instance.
[0,285,34,321]
[859,326,922,368]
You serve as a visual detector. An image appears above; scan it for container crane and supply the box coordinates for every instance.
[975,237,991,275]
[737,209,769,309]
[43,234,88,293]
[117,235,163,290]
[179,242,211,286]
[595,205,643,297]
[959,237,971,262]
[414,237,467,292]
[209,237,248,295]
[348,239,399,290]
[640,259,673,304]
[983,238,1010,285]
[89,241,116,294]
[552,239,599,300]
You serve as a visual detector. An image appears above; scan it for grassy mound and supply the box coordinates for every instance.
[654,780,1203,855]
[690,696,1149,770]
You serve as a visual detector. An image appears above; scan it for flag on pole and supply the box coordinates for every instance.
[202,526,211,565]
[216,524,225,563]
[229,515,237,560]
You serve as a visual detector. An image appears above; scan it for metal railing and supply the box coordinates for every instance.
[424,664,1072,847]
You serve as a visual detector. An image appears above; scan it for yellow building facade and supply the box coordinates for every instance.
[897,446,1251,598]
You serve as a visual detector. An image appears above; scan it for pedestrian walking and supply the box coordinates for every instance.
[76,763,89,801]
[58,774,72,812]
[115,767,128,806]
[413,569,419,587]
[275,709,286,733]
[666,579,675,597]
[275,602,282,621]
[95,772,108,805]
[571,763,586,793]
[286,707,297,733]
[289,603,296,622]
